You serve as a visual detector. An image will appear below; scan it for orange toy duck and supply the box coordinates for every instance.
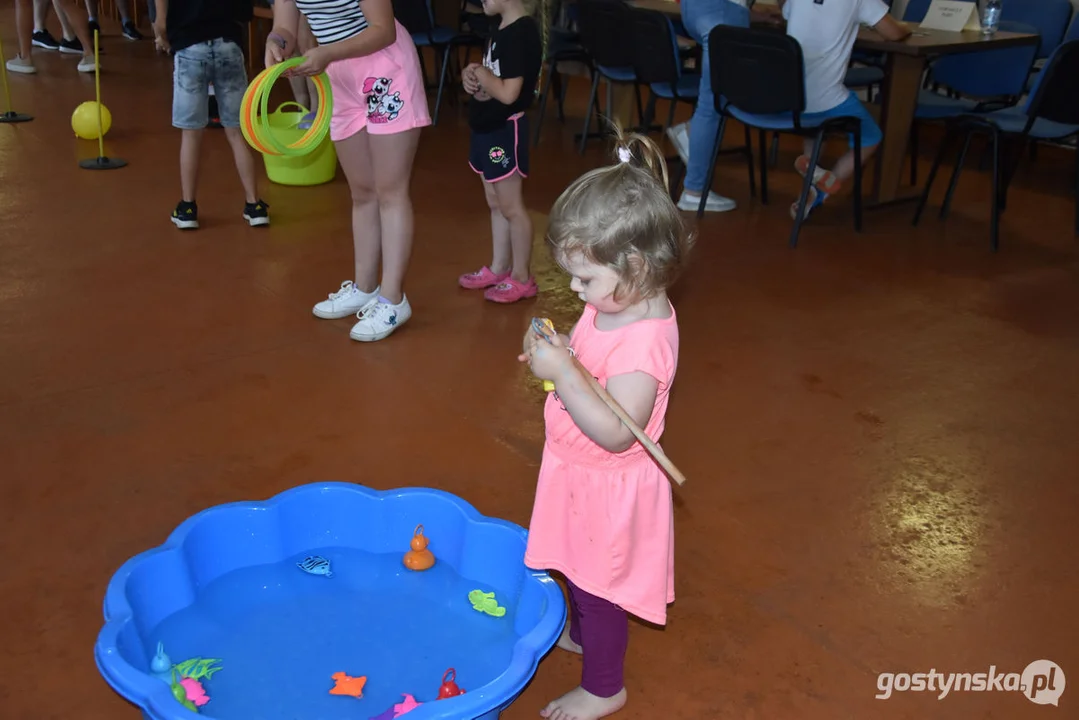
[403,524,435,571]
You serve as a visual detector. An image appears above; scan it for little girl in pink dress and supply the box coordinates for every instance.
[518,130,694,720]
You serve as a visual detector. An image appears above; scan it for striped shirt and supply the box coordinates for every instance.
[295,0,368,44]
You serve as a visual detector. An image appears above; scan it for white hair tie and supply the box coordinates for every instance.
[616,146,632,164]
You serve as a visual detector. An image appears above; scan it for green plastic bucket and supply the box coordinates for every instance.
[261,102,338,186]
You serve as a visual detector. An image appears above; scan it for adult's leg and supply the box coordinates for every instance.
[541,580,629,720]
[680,0,747,211]
[367,128,422,304]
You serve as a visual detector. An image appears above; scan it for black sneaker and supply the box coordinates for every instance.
[88,20,101,37]
[122,21,144,41]
[32,30,60,50]
[171,201,199,230]
[243,200,270,227]
[58,37,83,54]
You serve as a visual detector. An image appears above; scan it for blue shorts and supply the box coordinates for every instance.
[469,113,529,182]
[172,39,247,130]
[803,91,883,148]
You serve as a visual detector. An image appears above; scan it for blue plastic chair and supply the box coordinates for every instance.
[700,25,866,248]
[913,39,1079,249]
[1002,0,1073,59]
[392,0,484,125]
[575,0,644,155]
[906,21,1041,184]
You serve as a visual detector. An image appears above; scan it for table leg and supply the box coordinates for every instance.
[871,53,925,205]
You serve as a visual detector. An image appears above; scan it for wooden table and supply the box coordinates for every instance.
[859,24,1038,204]
[606,2,1038,205]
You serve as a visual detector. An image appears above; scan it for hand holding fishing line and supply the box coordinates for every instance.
[524,318,687,486]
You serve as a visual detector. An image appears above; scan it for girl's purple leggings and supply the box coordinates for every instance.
[566,578,629,698]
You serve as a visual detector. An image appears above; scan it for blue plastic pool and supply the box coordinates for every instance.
[95,483,566,720]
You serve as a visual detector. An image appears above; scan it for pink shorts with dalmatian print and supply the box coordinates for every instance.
[324,20,432,141]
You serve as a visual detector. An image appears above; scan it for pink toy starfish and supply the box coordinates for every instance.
[393,693,421,716]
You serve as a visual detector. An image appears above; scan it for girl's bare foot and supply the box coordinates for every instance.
[556,620,583,655]
[540,686,627,720]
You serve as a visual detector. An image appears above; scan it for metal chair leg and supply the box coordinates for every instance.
[758,128,769,205]
[790,130,826,248]
[579,72,601,156]
[941,129,973,220]
[852,124,864,233]
[533,62,555,147]
[990,128,1001,252]
[698,116,727,218]
[913,123,954,227]
[432,44,452,126]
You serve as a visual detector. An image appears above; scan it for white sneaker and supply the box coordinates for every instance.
[666,122,690,165]
[349,295,411,342]
[677,190,737,213]
[5,56,36,74]
[312,281,379,319]
[77,57,97,73]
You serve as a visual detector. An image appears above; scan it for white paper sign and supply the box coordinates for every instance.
[920,0,982,32]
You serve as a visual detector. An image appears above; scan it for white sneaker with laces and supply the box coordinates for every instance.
[349,295,411,342]
[312,281,379,319]
[678,190,737,213]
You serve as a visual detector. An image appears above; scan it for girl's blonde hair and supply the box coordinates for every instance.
[547,124,694,301]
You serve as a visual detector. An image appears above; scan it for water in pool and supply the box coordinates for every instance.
[149,548,522,719]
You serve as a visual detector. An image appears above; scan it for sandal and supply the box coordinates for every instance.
[790,186,827,221]
[795,155,842,195]
[484,277,539,304]
[459,266,510,290]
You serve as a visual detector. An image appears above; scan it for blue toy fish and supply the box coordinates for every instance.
[297,555,333,578]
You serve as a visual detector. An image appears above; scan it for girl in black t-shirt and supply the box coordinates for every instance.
[457,0,547,304]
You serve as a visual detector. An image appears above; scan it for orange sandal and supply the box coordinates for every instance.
[795,155,842,195]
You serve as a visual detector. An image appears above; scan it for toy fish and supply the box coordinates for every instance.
[330,671,367,699]
[297,555,333,577]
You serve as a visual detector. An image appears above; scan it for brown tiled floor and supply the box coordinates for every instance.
[1,14,1078,720]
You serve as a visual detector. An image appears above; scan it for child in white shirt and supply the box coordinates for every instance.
[781,0,909,218]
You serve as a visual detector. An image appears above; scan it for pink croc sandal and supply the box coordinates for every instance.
[459,266,509,290]
[484,277,539,304]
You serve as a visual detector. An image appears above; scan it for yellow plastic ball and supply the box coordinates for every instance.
[71,101,112,140]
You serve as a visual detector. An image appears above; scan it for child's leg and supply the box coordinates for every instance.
[55,0,97,66]
[491,175,532,284]
[14,0,33,62]
[485,179,511,274]
[332,130,382,295]
[367,129,422,305]
[179,129,204,202]
[331,128,420,340]
[210,39,264,209]
[542,580,629,720]
[223,128,259,204]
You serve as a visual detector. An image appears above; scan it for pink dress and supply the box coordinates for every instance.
[524,302,679,626]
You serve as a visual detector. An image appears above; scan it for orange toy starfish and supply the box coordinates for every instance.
[329,672,367,699]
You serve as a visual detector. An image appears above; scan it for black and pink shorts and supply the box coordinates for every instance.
[469,112,529,182]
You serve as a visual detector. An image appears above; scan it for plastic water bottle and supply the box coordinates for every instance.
[981,0,1002,35]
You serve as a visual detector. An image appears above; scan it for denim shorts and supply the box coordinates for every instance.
[172,39,248,130]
